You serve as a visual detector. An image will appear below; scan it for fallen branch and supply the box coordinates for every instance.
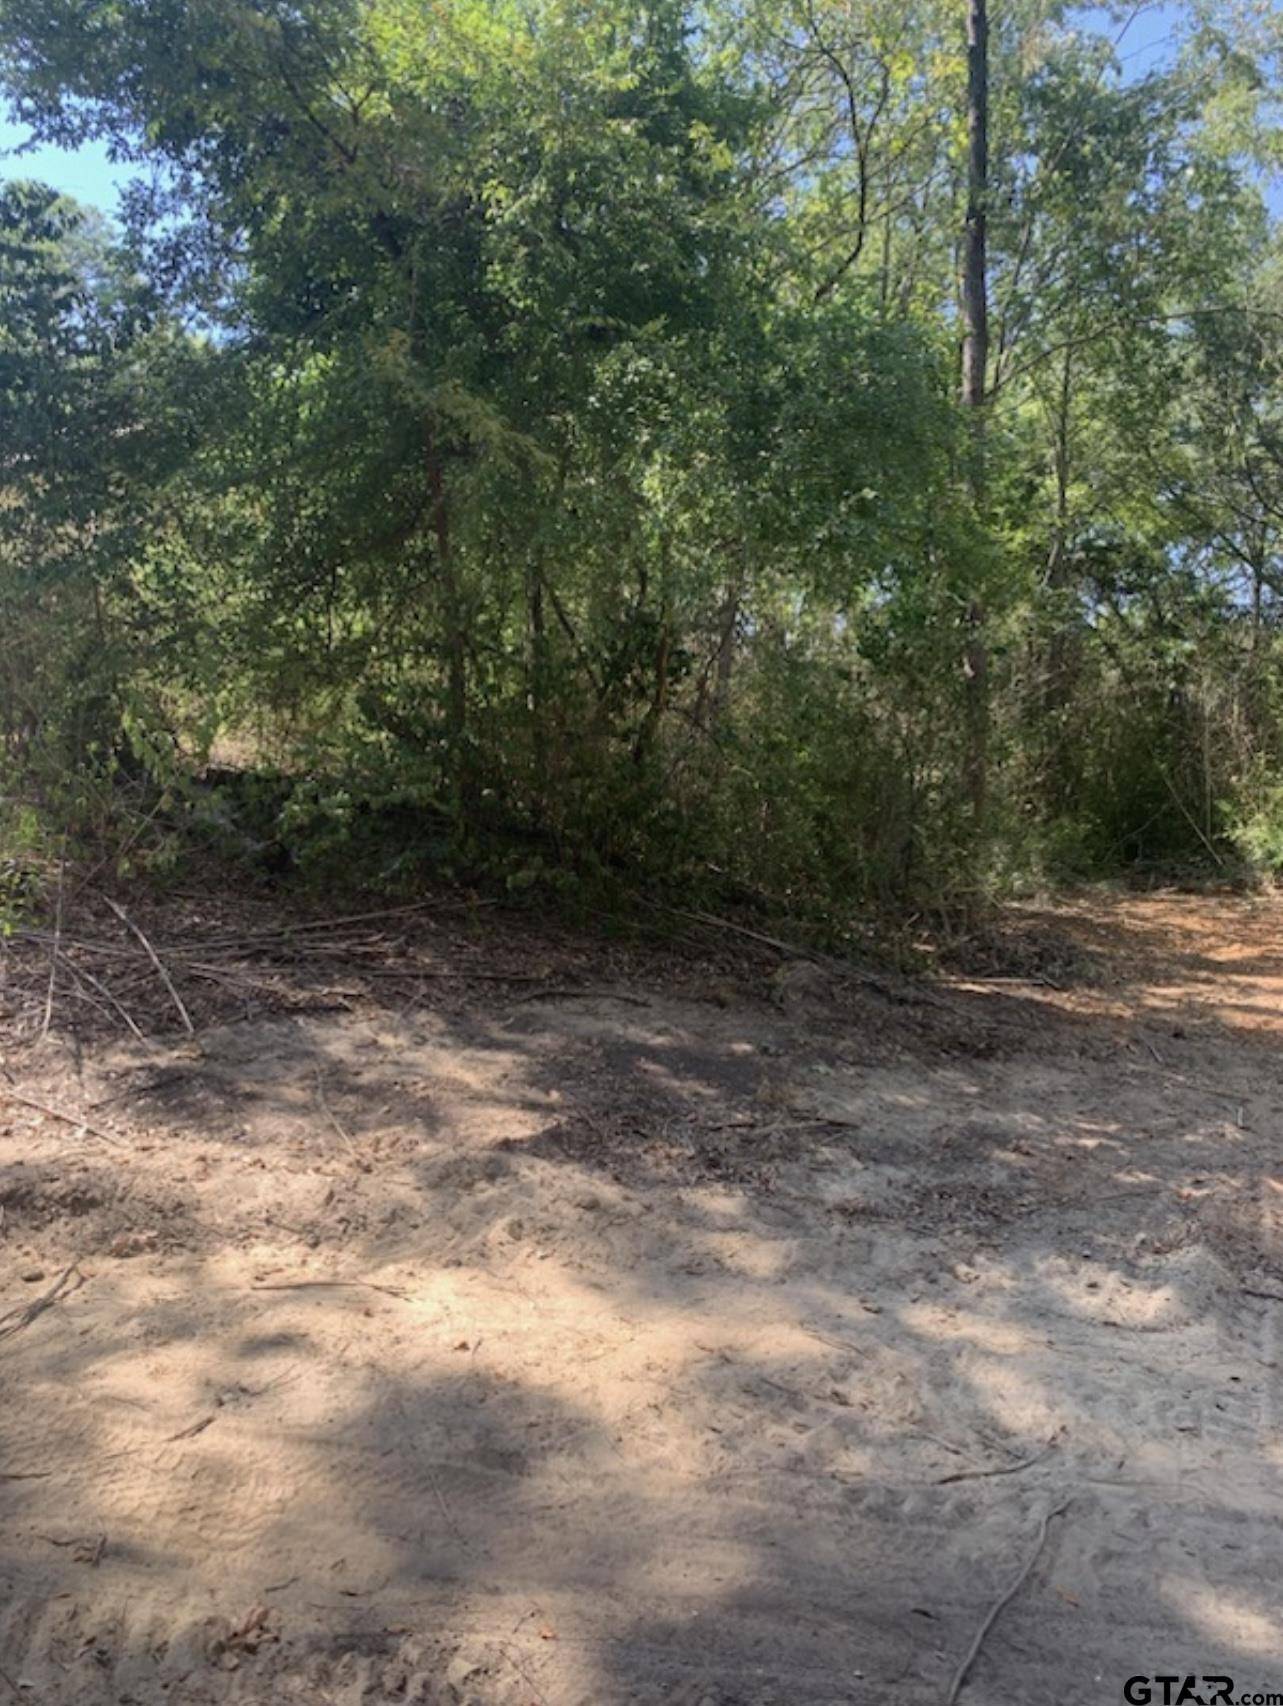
[250,1279,409,1299]
[512,987,653,1007]
[936,1437,1057,1486]
[157,897,500,954]
[666,905,834,965]
[56,949,148,1044]
[13,930,137,961]
[963,972,1063,992]
[944,1499,1071,1706]
[2,1088,126,1148]
[0,1264,86,1344]
[102,897,194,1034]
[57,981,118,1030]
[663,905,947,1006]
[802,1325,866,1357]
[165,1414,216,1442]
[260,962,545,985]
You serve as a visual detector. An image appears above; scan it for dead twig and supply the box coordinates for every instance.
[2,1088,125,1148]
[56,980,117,1030]
[281,896,500,935]
[512,987,653,1007]
[309,964,548,985]
[13,930,135,961]
[102,897,194,1034]
[312,1064,368,1171]
[55,949,148,1044]
[802,1324,866,1357]
[665,906,838,967]
[663,904,949,1007]
[964,972,1063,992]
[250,1279,409,1299]
[944,1499,1071,1706]
[154,897,500,956]
[0,1264,86,1344]
[425,1463,460,1539]
[1122,1061,1247,1106]
[165,1415,216,1442]
[698,1344,851,1409]
[183,961,290,993]
[936,1436,1058,1486]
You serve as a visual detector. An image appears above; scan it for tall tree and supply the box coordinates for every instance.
[960,0,988,417]
[960,0,990,827]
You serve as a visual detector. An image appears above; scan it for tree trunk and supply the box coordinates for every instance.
[425,417,471,819]
[960,0,990,831]
[632,612,671,768]
[1040,350,1079,809]
[527,555,549,805]
[711,576,740,729]
[960,0,989,418]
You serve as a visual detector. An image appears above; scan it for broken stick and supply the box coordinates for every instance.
[936,1437,1058,1486]
[103,897,194,1034]
[944,1499,1071,1706]
[0,1264,86,1344]
[1,1088,124,1148]
[250,1279,409,1300]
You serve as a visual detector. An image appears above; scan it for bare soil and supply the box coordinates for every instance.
[2,890,1283,1704]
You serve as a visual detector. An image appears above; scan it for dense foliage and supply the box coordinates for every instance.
[1,0,1282,921]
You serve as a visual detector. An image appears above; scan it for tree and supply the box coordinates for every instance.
[959,0,990,828]
[2,0,1282,907]
[0,182,154,779]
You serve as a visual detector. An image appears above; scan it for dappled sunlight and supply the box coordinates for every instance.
[1057,1126,1128,1154]
[1259,1439,1283,1472]
[960,1354,1066,1439]
[899,1301,1038,1356]
[6,892,1283,1699]
[1037,1260,1201,1331]
[866,1086,939,1111]
[1165,1580,1283,1659]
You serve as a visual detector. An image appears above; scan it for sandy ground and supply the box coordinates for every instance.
[2,891,1283,1704]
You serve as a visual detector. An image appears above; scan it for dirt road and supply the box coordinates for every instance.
[2,892,1282,1703]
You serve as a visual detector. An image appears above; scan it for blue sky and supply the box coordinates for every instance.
[1080,0,1185,72]
[0,3,1275,216]
[0,127,131,212]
